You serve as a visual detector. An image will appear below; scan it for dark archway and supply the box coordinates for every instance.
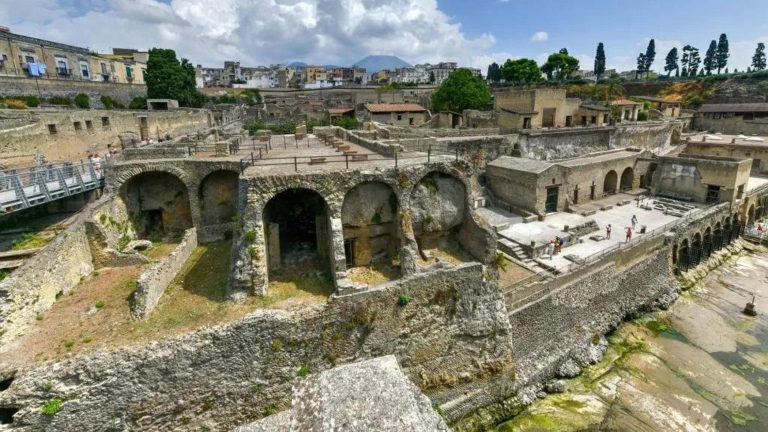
[724,218,733,245]
[678,239,690,272]
[748,204,756,225]
[703,227,712,259]
[120,171,192,239]
[342,182,401,280]
[620,167,634,192]
[672,243,678,265]
[199,170,239,227]
[691,233,702,267]
[713,222,723,251]
[603,170,618,196]
[263,189,333,278]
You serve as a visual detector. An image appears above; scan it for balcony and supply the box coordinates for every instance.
[56,68,70,77]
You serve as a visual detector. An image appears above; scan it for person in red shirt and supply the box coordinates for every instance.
[625,227,632,243]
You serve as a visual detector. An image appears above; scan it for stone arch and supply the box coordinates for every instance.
[691,233,703,267]
[620,167,634,192]
[111,165,193,194]
[678,239,690,272]
[723,217,733,245]
[198,169,240,230]
[713,222,723,251]
[410,171,468,262]
[341,181,401,277]
[748,204,756,225]
[262,188,334,283]
[603,170,618,196]
[671,243,678,265]
[119,171,193,239]
[703,227,713,259]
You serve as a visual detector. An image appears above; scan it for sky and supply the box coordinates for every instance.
[1,0,766,73]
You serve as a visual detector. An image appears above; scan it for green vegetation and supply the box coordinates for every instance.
[297,365,311,377]
[716,33,730,74]
[500,58,541,85]
[541,50,580,81]
[486,62,501,83]
[41,398,62,415]
[264,404,278,416]
[95,301,106,309]
[665,47,679,77]
[432,68,492,112]
[73,93,90,109]
[331,116,359,130]
[62,340,75,350]
[244,229,257,243]
[128,96,147,110]
[271,339,282,352]
[753,42,766,71]
[82,335,93,344]
[35,314,44,321]
[11,233,48,250]
[145,48,205,108]
[100,95,125,109]
[397,294,412,306]
[594,42,606,81]
[0,269,10,282]
[48,96,73,106]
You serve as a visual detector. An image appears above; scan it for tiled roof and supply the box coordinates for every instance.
[580,104,611,112]
[633,96,680,104]
[500,107,538,115]
[364,103,426,113]
[327,107,355,114]
[612,99,641,106]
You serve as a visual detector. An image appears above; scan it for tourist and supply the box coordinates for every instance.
[606,224,612,240]
[554,236,562,255]
[758,222,764,239]
[92,153,102,177]
[631,214,638,230]
[625,227,632,243]
[547,240,555,259]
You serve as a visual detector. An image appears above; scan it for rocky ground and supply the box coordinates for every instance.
[494,242,768,432]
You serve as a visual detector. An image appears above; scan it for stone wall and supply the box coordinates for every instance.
[0,76,147,107]
[0,219,94,344]
[131,228,198,318]
[0,108,211,165]
[0,263,514,431]
[694,115,768,136]
[121,147,191,160]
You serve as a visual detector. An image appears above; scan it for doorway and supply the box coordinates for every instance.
[542,108,556,127]
[545,186,559,213]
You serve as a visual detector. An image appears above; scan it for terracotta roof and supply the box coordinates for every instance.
[364,103,427,113]
[327,107,355,114]
[699,103,768,113]
[612,99,641,106]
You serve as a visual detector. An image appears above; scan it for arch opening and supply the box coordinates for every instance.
[263,188,334,293]
[411,172,471,266]
[620,167,634,192]
[703,228,713,259]
[678,239,690,272]
[713,223,723,251]
[199,170,239,239]
[691,233,702,267]
[120,171,192,240]
[603,170,618,196]
[341,182,401,284]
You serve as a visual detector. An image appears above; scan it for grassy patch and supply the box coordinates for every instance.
[41,398,62,415]
[11,233,49,250]
[297,365,310,377]
[139,242,179,260]
[95,301,106,309]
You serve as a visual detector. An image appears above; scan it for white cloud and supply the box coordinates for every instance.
[531,31,548,42]
[1,0,496,68]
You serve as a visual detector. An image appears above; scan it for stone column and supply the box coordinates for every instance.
[267,222,281,271]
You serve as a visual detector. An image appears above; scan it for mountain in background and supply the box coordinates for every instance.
[287,61,307,67]
[353,55,411,73]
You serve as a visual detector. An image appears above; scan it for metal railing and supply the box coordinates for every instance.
[0,160,104,214]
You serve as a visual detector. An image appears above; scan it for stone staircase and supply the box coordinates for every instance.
[498,238,553,276]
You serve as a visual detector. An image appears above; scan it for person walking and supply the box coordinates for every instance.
[758,222,764,239]
[547,240,555,259]
[554,236,562,255]
[631,214,638,231]
[625,227,632,243]
[606,224,612,240]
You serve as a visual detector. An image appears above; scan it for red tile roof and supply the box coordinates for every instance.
[364,103,427,113]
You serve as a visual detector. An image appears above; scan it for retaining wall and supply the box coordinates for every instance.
[131,228,198,318]
[0,76,146,107]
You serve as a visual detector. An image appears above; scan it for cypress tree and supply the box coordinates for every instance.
[664,48,679,77]
[716,33,729,74]
[594,42,606,81]
[704,40,717,75]
[644,39,656,78]
[752,42,766,71]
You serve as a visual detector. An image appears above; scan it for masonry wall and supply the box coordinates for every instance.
[0,264,514,432]
[0,76,146,106]
[0,220,94,344]
[0,108,211,165]
[694,115,768,136]
[685,141,768,173]
[131,228,198,318]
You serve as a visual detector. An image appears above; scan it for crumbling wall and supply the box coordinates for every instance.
[0,76,146,107]
[121,147,191,160]
[131,228,198,318]
[0,221,93,344]
[0,264,513,432]
[610,121,682,153]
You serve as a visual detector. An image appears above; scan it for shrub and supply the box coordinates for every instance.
[48,96,73,106]
[128,96,147,110]
[244,229,257,243]
[41,399,62,415]
[264,404,278,416]
[74,93,90,109]
[297,365,310,377]
[35,314,44,321]
[637,111,649,121]
[24,95,40,107]
[100,95,121,109]
[3,98,27,109]
[95,300,106,309]
[398,294,412,306]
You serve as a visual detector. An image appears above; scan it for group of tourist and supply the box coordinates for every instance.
[546,236,567,259]
[606,214,639,243]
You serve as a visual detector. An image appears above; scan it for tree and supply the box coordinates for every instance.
[145,48,204,107]
[753,42,767,71]
[689,47,701,76]
[541,52,580,81]
[486,62,502,82]
[644,39,656,78]
[716,33,729,74]
[592,75,625,103]
[74,93,90,109]
[664,48,679,77]
[559,48,569,55]
[704,40,717,75]
[594,42,606,81]
[431,68,492,112]
[636,53,647,79]
[428,71,436,84]
[500,58,541,84]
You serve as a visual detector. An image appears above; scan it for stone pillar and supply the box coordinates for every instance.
[329,217,347,277]
[632,107,638,121]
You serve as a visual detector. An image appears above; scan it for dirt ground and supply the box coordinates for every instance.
[0,240,330,369]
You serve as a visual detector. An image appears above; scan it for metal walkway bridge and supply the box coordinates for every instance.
[0,160,104,215]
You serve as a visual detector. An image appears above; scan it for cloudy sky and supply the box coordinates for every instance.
[1,0,766,73]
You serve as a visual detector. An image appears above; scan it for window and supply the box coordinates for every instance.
[737,184,745,199]
[565,115,572,127]
[409,117,415,125]
[73,121,82,131]
[24,55,34,63]
[706,185,721,204]
[79,61,90,78]
[85,120,93,131]
[47,124,57,134]
[523,117,532,129]
[55,57,68,75]
[100,63,108,75]
[396,114,402,121]
[591,116,597,125]
[101,116,110,127]
[126,66,133,78]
